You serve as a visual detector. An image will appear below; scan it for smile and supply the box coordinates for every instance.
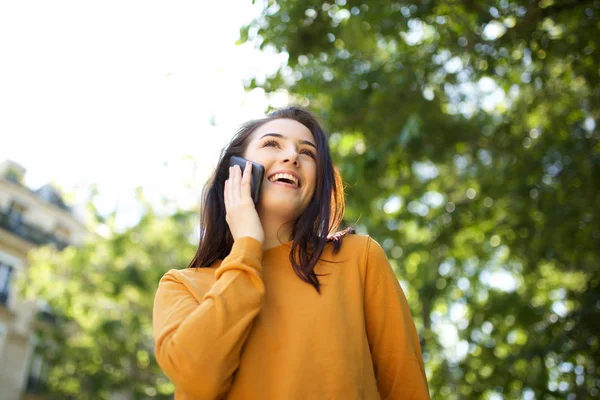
[267,172,300,188]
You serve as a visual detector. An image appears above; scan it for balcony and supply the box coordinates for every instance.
[25,375,48,394]
[0,209,68,250]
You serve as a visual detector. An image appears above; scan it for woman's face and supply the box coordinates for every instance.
[243,118,318,220]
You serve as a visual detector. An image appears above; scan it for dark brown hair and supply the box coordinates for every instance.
[187,106,353,293]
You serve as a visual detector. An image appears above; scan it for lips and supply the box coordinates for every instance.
[267,170,301,188]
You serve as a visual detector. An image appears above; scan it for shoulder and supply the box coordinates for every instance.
[325,234,386,264]
[326,234,394,289]
[157,264,220,298]
[333,234,384,256]
[161,266,218,281]
[336,234,392,276]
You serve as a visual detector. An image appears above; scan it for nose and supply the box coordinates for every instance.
[283,148,300,166]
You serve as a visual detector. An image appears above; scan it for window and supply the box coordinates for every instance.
[7,201,27,228]
[0,262,14,305]
[25,341,49,394]
[30,353,45,380]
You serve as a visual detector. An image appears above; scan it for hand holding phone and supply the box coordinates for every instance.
[229,156,265,204]
[224,156,265,244]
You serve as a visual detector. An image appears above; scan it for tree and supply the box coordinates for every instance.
[241,1,599,398]
[18,192,196,399]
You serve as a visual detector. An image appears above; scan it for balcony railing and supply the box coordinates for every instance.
[25,375,48,394]
[0,209,68,250]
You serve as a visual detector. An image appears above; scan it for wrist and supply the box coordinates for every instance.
[231,236,264,254]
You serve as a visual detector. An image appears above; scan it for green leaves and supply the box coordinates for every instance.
[242,0,600,398]
[17,202,197,399]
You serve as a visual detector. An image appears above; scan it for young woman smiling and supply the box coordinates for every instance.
[152,107,430,399]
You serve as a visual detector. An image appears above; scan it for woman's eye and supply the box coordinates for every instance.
[301,149,316,159]
[262,139,279,148]
[262,139,315,159]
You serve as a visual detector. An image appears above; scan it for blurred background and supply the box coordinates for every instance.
[0,0,598,399]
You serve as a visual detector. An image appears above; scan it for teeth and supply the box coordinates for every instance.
[268,173,299,187]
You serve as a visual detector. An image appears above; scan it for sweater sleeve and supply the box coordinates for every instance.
[363,237,430,400]
[152,237,265,399]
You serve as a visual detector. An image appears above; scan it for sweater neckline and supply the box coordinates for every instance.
[263,239,293,255]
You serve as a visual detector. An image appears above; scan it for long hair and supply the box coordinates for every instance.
[187,106,353,293]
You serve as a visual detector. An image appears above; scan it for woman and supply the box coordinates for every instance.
[152,106,430,399]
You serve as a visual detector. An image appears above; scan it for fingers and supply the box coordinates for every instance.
[241,161,252,196]
[232,164,242,198]
[225,163,252,212]
[225,166,238,210]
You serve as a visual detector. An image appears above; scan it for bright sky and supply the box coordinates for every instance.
[0,0,288,228]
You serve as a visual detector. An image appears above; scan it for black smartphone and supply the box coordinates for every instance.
[229,155,265,204]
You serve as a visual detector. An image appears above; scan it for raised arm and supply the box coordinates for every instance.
[153,236,265,398]
[363,237,430,399]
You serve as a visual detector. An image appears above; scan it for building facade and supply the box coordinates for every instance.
[0,160,87,400]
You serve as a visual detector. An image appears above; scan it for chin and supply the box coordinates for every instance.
[259,199,306,220]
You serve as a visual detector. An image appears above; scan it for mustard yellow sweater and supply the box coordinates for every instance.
[153,235,429,399]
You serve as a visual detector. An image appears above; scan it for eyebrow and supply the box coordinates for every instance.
[260,133,317,150]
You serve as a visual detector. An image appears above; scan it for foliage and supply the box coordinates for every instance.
[17,194,197,399]
[240,0,600,398]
